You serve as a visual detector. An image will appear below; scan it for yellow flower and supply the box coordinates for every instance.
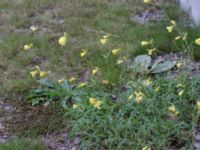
[100,34,110,45]
[35,65,40,71]
[58,79,65,83]
[24,45,31,51]
[117,59,124,64]
[195,38,200,45]
[100,38,108,45]
[30,25,39,32]
[176,63,183,68]
[30,70,37,78]
[112,48,120,55]
[80,49,88,57]
[141,41,150,46]
[169,104,179,115]
[178,90,184,96]
[166,26,174,33]
[134,91,144,103]
[58,32,68,46]
[197,101,200,110]
[102,80,109,85]
[89,98,98,105]
[143,79,152,86]
[142,146,151,150]
[94,101,102,109]
[79,82,87,88]
[89,98,102,109]
[175,36,181,40]
[23,44,33,51]
[30,65,41,78]
[176,83,184,88]
[170,20,176,26]
[72,104,79,109]
[128,94,133,101]
[155,86,160,92]
[169,105,176,112]
[39,71,48,77]
[92,67,99,75]
[69,77,76,83]
[147,48,156,56]
[143,0,151,3]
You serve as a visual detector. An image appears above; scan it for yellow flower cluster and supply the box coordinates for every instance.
[89,98,102,109]
[30,66,48,78]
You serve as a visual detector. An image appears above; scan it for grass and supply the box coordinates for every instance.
[28,75,200,149]
[0,138,45,150]
[1,0,200,149]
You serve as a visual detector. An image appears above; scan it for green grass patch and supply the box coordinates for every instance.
[0,138,45,150]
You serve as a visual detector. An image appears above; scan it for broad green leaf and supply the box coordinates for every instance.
[151,60,176,74]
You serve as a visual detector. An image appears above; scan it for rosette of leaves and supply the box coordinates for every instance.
[27,78,83,109]
[130,55,176,75]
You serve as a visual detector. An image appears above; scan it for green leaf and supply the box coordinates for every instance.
[131,55,151,74]
[37,78,54,88]
[151,60,176,74]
